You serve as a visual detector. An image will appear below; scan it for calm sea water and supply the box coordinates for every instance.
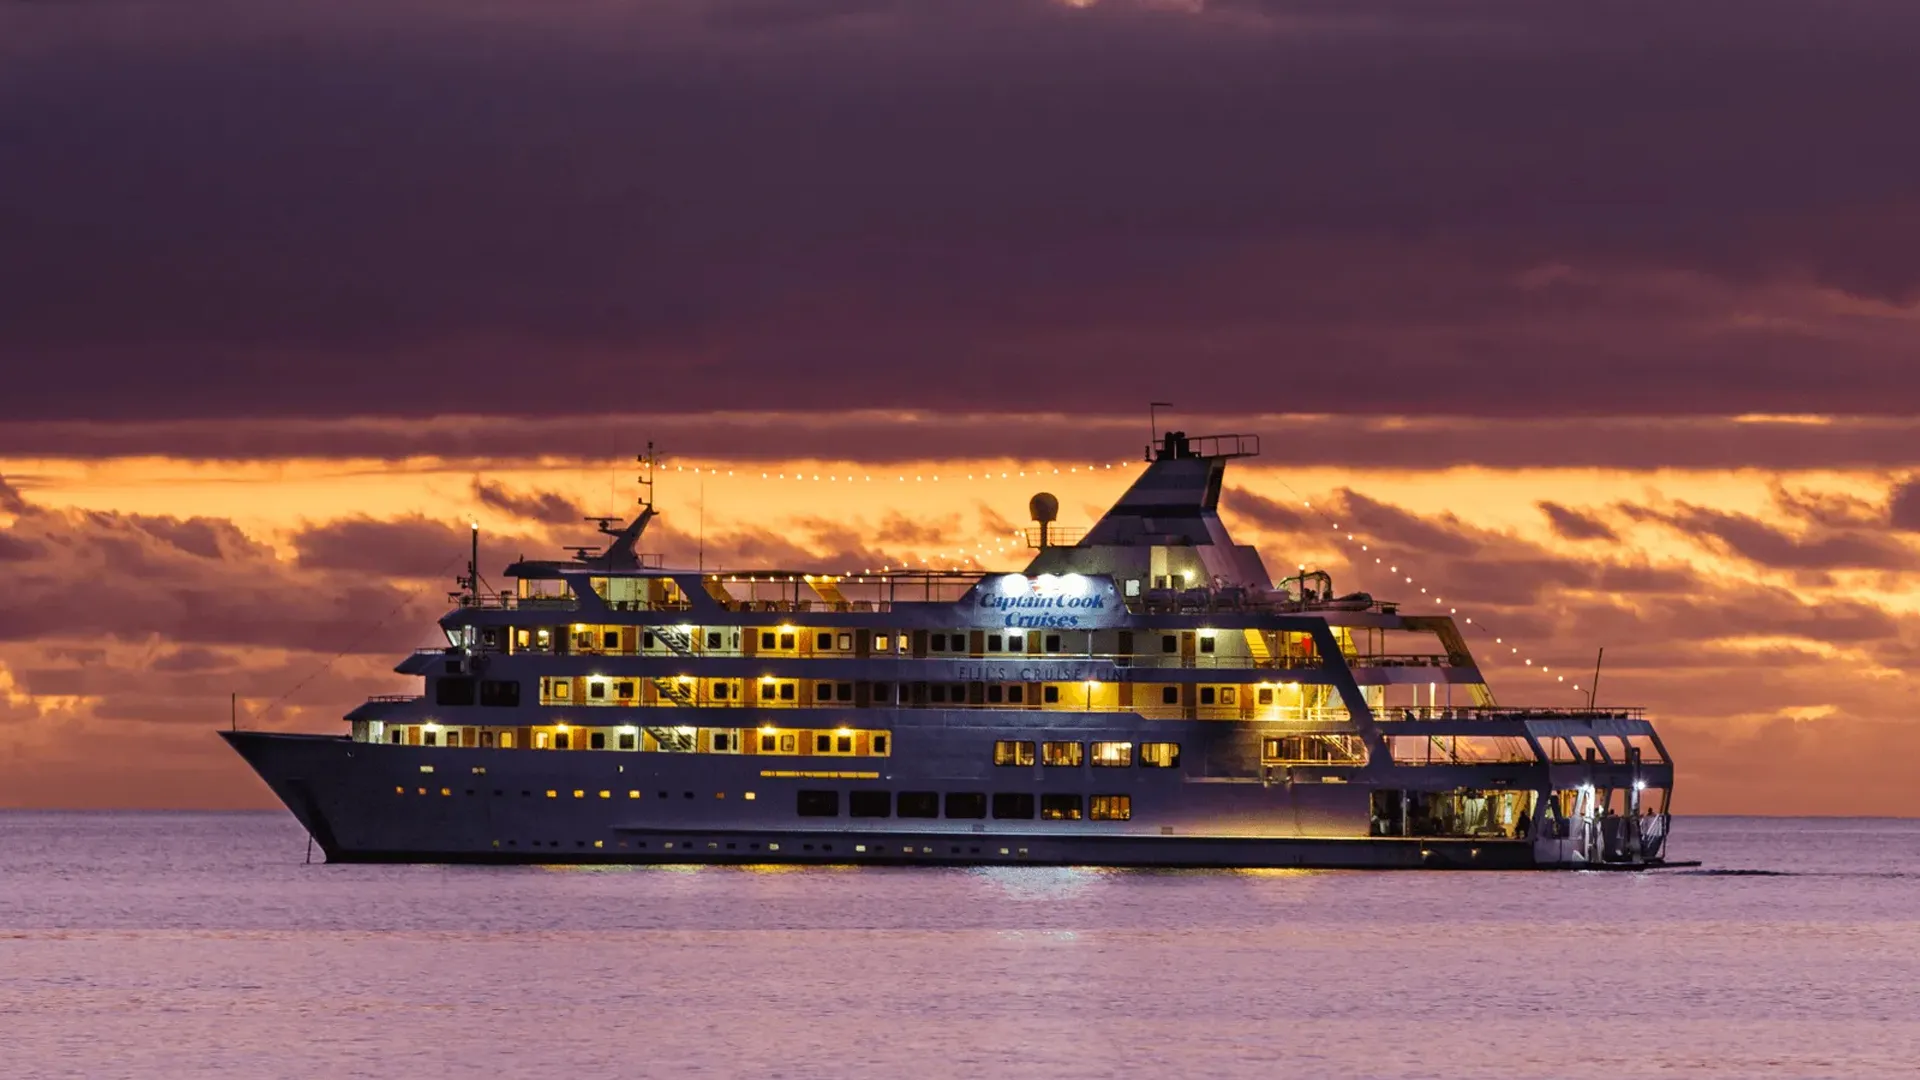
[2,814,1917,1079]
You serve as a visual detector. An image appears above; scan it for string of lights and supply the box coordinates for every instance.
[658,456,1580,695]
[1273,486,1587,698]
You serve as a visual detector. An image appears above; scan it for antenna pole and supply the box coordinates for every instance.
[469,522,480,604]
[230,691,237,732]
[1149,401,1173,458]
[1588,647,1604,709]
[698,476,706,572]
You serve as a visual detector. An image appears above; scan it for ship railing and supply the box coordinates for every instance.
[527,695,1352,723]
[364,694,425,704]
[1378,705,1646,721]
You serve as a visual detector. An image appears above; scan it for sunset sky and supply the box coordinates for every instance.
[5,0,1920,814]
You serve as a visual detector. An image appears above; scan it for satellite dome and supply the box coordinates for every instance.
[1028,492,1060,524]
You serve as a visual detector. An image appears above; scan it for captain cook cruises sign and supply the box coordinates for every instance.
[960,573,1125,629]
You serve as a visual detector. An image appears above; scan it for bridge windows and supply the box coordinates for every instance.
[1387,735,1533,765]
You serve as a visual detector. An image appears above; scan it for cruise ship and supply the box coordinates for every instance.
[224,432,1676,869]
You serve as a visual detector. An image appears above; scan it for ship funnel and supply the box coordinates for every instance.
[1029,492,1060,549]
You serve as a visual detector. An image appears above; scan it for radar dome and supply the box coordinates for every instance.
[1028,492,1059,524]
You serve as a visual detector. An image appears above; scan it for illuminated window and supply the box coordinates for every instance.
[874,635,890,651]
[546,790,558,798]
[837,633,853,650]
[1220,687,1236,705]
[629,790,641,798]
[1264,734,1367,765]
[780,734,796,753]
[1140,742,1181,768]
[992,793,1034,819]
[1092,742,1133,767]
[1040,794,1083,820]
[1042,741,1083,767]
[994,740,1035,766]
[394,786,404,794]
[598,790,611,799]
[573,789,585,798]
[1091,795,1132,821]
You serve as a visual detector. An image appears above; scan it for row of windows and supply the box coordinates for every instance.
[387,725,887,756]
[992,740,1180,768]
[796,790,1131,821]
[538,677,1292,709]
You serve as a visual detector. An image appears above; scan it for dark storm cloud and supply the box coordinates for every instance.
[5,1,1920,421]
[471,480,589,527]
[1539,501,1617,542]
[1622,501,1917,571]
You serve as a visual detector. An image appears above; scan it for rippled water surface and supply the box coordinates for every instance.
[3,813,1918,1078]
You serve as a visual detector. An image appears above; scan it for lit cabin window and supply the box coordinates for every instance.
[994,740,1035,766]
[1220,687,1236,705]
[1140,742,1181,768]
[1042,741,1082,767]
[837,633,853,650]
[1092,742,1133,767]
[1040,794,1083,820]
[1090,795,1132,821]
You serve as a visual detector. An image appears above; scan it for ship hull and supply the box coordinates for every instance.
[222,730,1647,871]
